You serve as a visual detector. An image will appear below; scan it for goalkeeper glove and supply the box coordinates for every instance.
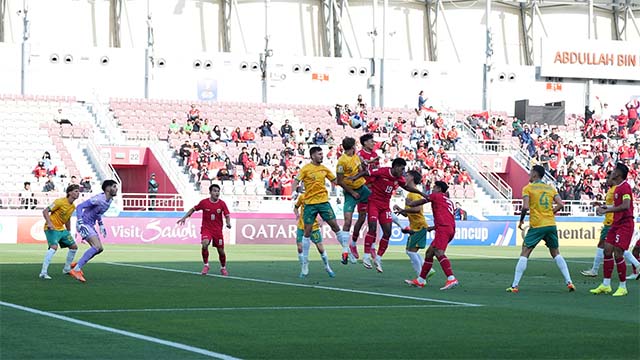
[76,223,90,239]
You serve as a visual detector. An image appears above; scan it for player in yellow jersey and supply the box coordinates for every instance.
[294,193,327,278]
[582,172,615,277]
[507,165,575,293]
[393,170,436,279]
[336,137,371,264]
[39,184,81,279]
[292,146,352,277]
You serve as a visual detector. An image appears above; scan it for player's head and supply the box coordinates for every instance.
[611,162,629,183]
[390,157,407,177]
[406,170,422,187]
[433,180,448,194]
[101,180,118,196]
[342,137,356,152]
[66,184,81,200]
[309,146,324,164]
[359,133,375,150]
[209,183,221,200]
[530,165,545,182]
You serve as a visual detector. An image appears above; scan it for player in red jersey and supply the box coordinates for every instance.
[351,133,381,260]
[405,180,460,290]
[364,157,428,272]
[591,163,635,296]
[178,184,232,276]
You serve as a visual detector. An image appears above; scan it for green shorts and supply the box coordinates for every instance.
[599,225,611,242]
[296,228,322,244]
[303,202,336,225]
[524,226,559,249]
[343,185,371,214]
[44,230,75,248]
[406,228,427,249]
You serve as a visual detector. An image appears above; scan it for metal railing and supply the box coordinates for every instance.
[120,193,184,211]
[0,192,183,212]
[455,139,513,200]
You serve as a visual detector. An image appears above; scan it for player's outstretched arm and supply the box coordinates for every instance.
[177,208,196,225]
[597,197,630,215]
[405,197,428,207]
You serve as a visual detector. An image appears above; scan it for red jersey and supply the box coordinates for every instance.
[358,148,380,183]
[429,192,456,228]
[368,167,406,205]
[194,198,230,234]
[613,180,634,224]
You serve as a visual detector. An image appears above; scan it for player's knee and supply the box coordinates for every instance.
[95,246,104,253]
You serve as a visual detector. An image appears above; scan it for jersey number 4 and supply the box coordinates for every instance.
[538,192,550,210]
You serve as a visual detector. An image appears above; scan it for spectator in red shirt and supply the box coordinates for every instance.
[446,126,459,150]
[626,100,639,128]
[33,161,48,180]
[367,118,381,134]
[242,127,256,144]
[232,127,242,143]
[393,117,407,133]
[458,169,472,187]
[188,104,200,121]
[616,109,628,132]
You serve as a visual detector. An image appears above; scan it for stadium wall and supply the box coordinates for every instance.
[0,212,609,247]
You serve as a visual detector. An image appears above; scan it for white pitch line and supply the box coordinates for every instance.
[445,252,593,264]
[107,262,483,307]
[0,301,241,360]
[55,304,459,314]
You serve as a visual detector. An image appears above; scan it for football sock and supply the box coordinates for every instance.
[406,250,422,275]
[337,231,350,251]
[618,281,627,289]
[615,257,626,283]
[302,237,311,258]
[219,253,227,268]
[364,233,375,257]
[436,254,454,277]
[76,247,99,270]
[320,251,329,267]
[623,250,640,268]
[350,240,358,248]
[512,256,528,287]
[554,255,572,284]
[376,237,389,257]
[391,212,402,228]
[41,248,56,274]
[419,258,434,279]
[603,256,614,280]
[64,249,77,270]
[591,247,604,272]
[201,248,209,264]
[603,278,612,287]
[298,253,305,265]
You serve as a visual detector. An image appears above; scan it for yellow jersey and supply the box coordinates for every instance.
[522,181,558,228]
[603,185,616,226]
[295,163,336,205]
[336,153,366,189]
[406,192,428,230]
[44,197,76,231]
[295,195,320,231]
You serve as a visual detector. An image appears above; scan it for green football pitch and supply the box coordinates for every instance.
[1,244,638,359]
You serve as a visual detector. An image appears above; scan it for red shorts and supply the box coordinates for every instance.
[606,221,633,250]
[367,202,392,225]
[357,201,368,213]
[431,225,455,251]
[202,230,225,248]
